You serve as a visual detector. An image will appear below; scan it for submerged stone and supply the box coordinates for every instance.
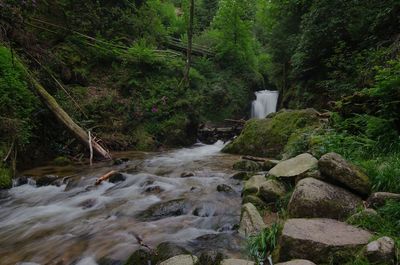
[137,199,189,221]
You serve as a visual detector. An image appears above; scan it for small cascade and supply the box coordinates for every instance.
[251,90,279,119]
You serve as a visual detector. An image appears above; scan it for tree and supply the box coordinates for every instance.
[182,0,194,87]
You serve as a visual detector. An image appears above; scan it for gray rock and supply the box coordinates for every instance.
[276,260,316,265]
[243,175,267,195]
[279,218,372,263]
[36,175,61,187]
[269,153,318,179]
[156,242,190,263]
[288,178,362,220]
[365,236,395,264]
[348,208,378,223]
[108,172,126,183]
[137,199,189,221]
[242,195,268,210]
[259,179,286,203]
[159,255,198,265]
[181,172,195,178]
[217,184,234,193]
[231,172,251,180]
[262,159,280,171]
[366,192,400,208]
[221,259,255,265]
[233,160,262,172]
[238,203,266,236]
[319,152,371,196]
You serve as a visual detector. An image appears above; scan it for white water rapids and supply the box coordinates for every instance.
[0,142,244,265]
[251,90,279,119]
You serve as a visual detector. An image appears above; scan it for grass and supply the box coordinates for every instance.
[246,223,281,265]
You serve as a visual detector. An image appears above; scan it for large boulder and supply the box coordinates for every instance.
[366,192,400,208]
[259,179,286,203]
[319,152,371,196]
[242,195,268,210]
[276,260,316,265]
[279,218,372,263]
[233,160,262,172]
[159,255,198,265]
[137,199,189,221]
[243,175,267,195]
[221,259,255,265]
[288,178,362,220]
[238,203,266,236]
[222,109,322,158]
[364,236,395,264]
[269,153,318,180]
[155,242,190,263]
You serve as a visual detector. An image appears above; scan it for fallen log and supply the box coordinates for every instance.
[224,118,246,124]
[17,57,111,161]
[242,155,266,163]
[95,170,117,185]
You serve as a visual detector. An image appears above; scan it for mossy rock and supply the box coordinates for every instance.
[222,109,321,158]
[232,160,262,171]
[53,156,71,166]
[0,166,12,189]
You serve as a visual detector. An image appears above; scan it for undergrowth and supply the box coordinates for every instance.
[246,224,281,265]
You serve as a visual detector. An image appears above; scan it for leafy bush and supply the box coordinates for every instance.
[246,224,280,265]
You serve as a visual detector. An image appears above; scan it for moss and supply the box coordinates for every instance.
[222,109,321,158]
[0,166,12,189]
[53,156,71,166]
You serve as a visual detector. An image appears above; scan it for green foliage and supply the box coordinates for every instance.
[0,46,38,146]
[0,166,12,189]
[246,224,280,264]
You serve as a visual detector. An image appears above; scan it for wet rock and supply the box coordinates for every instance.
[242,195,268,210]
[243,175,267,195]
[144,185,164,194]
[269,153,318,180]
[288,178,362,220]
[319,152,371,196]
[221,259,255,265]
[366,192,400,208]
[276,260,316,265]
[125,248,153,265]
[192,206,214,217]
[217,184,234,193]
[259,179,286,203]
[113,158,129,165]
[97,257,123,265]
[137,199,189,221]
[159,255,198,265]
[36,175,61,187]
[108,172,126,183]
[155,242,190,263]
[231,172,250,180]
[189,233,242,256]
[14,176,28,186]
[233,160,262,172]
[64,176,82,191]
[181,172,195,178]
[262,159,280,171]
[279,218,372,263]
[78,198,97,209]
[196,252,225,264]
[364,236,395,264]
[239,203,266,236]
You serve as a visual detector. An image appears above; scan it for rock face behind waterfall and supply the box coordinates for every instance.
[222,109,321,158]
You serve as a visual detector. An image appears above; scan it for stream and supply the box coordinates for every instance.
[0,142,244,265]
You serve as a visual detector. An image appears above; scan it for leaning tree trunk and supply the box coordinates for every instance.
[183,0,194,87]
[18,58,111,160]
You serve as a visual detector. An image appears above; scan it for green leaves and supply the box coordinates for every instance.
[246,224,281,264]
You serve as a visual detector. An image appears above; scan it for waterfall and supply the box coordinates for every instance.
[251,90,279,119]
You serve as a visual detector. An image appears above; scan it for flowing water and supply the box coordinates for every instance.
[251,90,279,119]
[0,142,244,265]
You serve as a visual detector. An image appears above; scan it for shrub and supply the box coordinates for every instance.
[246,224,280,265]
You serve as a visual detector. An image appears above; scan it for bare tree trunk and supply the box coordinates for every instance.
[183,0,194,87]
[19,60,111,161]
